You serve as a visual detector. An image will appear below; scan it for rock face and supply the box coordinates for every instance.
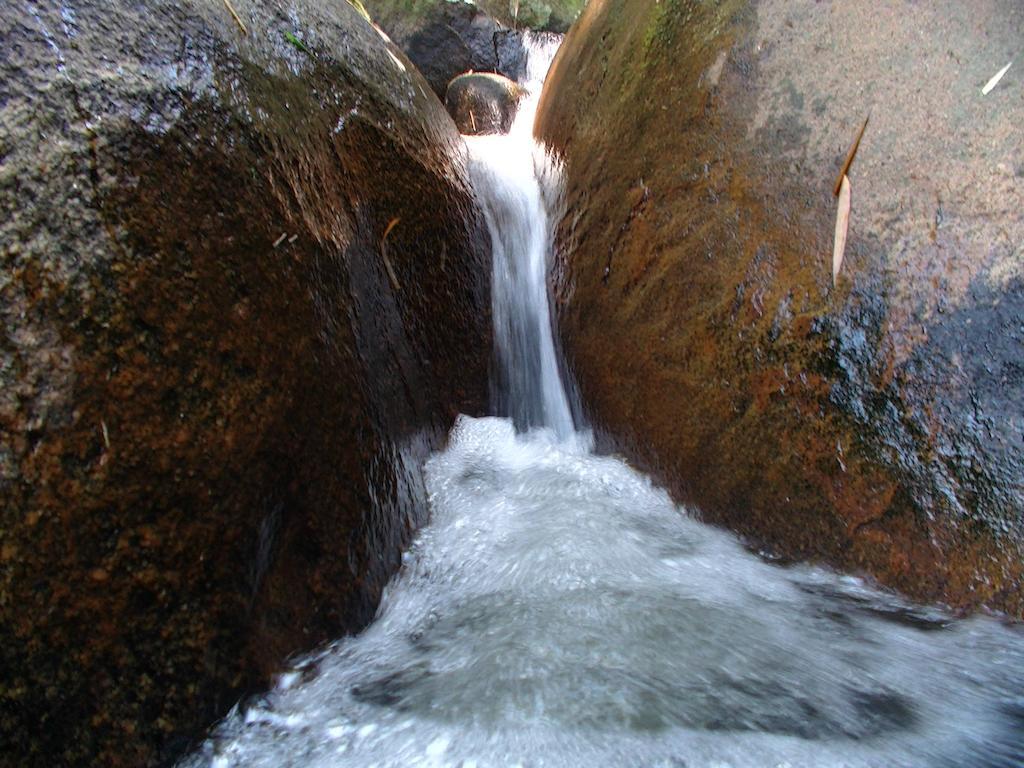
[446,73,524,135]
[362,0,572,98]
[537,0,1024,616]
[0,1,490,766]
[362,0,526,97]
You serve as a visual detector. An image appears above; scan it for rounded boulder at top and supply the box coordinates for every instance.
[447,72,524,135]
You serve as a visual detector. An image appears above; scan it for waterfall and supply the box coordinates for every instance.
[180,32,1024,768]
[465,35,577,439]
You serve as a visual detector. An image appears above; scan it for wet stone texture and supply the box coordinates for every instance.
[0,1,490,766]
[446,73,524,135]
[537,0,1023,617]
[362,0,535,98]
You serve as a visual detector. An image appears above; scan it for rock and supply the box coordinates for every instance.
[446,73,524,135]
[494,29,531,83]
[362,0,570,97]
[362,0,510,97]
[0,1,490,765]
[537,0,1024,616]
[495,29,564,86]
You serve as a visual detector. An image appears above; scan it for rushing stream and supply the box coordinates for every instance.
[182,35,1024,768]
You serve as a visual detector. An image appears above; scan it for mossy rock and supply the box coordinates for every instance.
[476,0,587,32]
[538,0,1024,617]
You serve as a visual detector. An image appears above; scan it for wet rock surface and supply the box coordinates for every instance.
[0,1,490,766]
[362,0,530,97]
[446,72,524,135]
[537,0,1024,616]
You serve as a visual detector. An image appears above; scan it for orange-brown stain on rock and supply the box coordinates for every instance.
[538,0,1024,617]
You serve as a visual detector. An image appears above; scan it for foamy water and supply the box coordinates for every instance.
[182,417,1024,768]
[179,30,1024,768]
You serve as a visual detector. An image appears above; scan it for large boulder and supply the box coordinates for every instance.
[537,0,1024,616]
[362,0,524,97]
[361,0,575,97]
[446,72,524,134]
[0,1,490,765]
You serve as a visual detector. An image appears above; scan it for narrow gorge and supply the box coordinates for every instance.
[1,1,1022,767]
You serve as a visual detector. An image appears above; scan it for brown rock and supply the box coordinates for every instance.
[446,72,525,135]
[537,0,1024,616]
[0,0,490,765]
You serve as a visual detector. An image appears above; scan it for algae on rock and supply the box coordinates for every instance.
[537,0,1024,618]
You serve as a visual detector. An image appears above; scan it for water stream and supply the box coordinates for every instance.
[182,36,1024,768]
[467,34,577,440]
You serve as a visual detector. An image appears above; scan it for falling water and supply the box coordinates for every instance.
[465,34,577,439]
[181,34,1024,768]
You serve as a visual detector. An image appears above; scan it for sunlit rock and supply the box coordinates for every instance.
[447,72,524,135]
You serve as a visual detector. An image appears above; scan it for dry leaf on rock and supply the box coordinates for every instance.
[833,174,851,287]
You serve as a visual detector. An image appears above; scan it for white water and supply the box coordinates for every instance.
[181,35,1024,768]
[466,33,576,440]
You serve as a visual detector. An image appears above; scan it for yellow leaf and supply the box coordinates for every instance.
[833,174,851,288]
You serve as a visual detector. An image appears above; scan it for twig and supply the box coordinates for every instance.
[382,217,400,242]
[222,0,248,35]
[833,113,870,196]
[380,218,402,292]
